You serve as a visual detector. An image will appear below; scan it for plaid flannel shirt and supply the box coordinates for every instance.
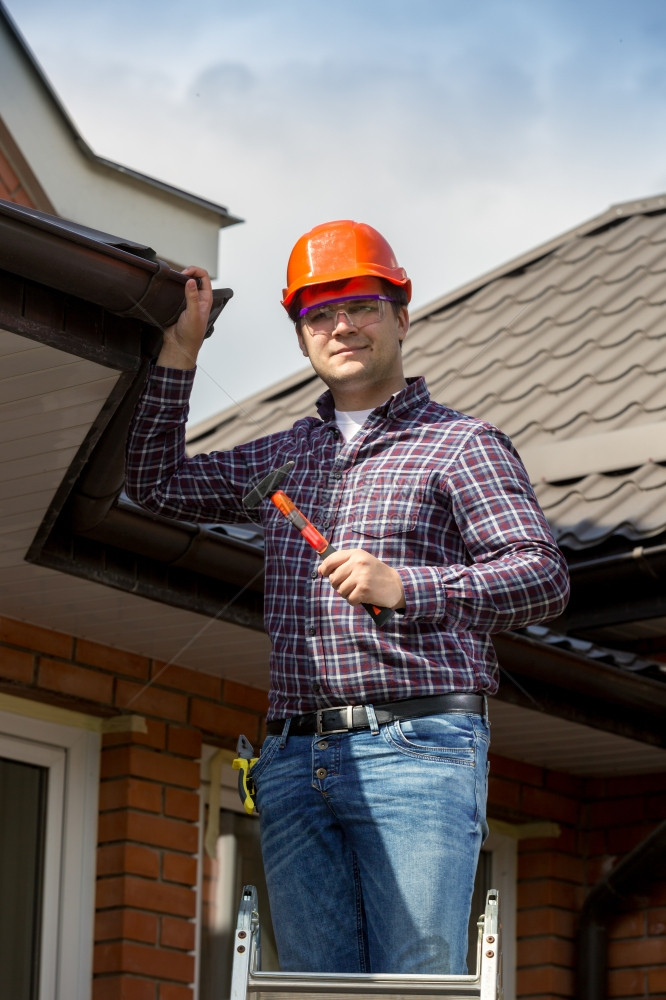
[126,368,569,719]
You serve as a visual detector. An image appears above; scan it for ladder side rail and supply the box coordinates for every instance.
[229,885,261,1000]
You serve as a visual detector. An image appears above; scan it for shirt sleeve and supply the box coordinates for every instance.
[395,425,570,631]
[125,365,253,524]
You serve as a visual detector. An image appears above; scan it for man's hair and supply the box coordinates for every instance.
[288,278,409,325]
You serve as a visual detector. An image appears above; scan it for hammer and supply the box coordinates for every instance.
[243,461,394,628]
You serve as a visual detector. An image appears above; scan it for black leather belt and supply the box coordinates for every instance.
[266,693,485,736]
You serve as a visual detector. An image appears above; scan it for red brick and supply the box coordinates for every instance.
[100,747,198,788]
[98,811,198,854]
[162,852,197,886]
[76,639,150,679]
[116,681,188,723]
[99,778,162,814]
[0,617,73,658]
[93,977,156,1000]
[515,965,574,996]
[602,772,666,797]
[189,699,260,742]
[96,876,196,918]
[647,907,666,936]
[518,851,583,883]
[95,909,158,944]
[164,788,199,822]
[159,986,193,1000]
[38,657,114,703]
[588,797,646,828]
[607,824,657,855]
[222,679,269,714]
[94,942,194,982]
[488,774,521,811]
[517,880,578,910]
[10,187,33,208]
[97,844,160,879]
[609,935,666,967]
[102,720,167,750]
[611,909,645,939]
[516,935,574,968]
[647,967,666,992]
[0,152,21,192]
[516,906,576,940]
[160,916,195,951]
[152,661,221,699]
[167,726,202,759]
[488,752,543,787]
[608,967,645,997]
[0,646,34,683]
[520,785,579,825]
[544,769,584,797]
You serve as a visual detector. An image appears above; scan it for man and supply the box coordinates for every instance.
[126,220,569,976]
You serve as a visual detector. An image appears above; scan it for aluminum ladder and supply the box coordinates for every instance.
[229,884,502,1000]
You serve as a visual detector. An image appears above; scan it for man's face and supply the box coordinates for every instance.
[295,276,409,405]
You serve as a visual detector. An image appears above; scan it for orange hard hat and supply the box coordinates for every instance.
[281,220,412,311]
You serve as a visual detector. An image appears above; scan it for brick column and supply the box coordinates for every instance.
[94,720,202,1000]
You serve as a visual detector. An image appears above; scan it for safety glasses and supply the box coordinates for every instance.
[298,294,395,334]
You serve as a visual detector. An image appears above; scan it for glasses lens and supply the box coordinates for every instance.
[301,296,390,333]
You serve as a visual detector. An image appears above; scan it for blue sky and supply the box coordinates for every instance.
[7,0,666,423]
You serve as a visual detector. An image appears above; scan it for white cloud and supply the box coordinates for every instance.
[7,0,666,422]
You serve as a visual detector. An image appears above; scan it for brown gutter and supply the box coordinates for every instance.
[493,631,666,747]
[0,200,232,333]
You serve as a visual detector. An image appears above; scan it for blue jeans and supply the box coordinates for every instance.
[252,709,489,975]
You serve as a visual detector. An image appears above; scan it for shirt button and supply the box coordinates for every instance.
[315,768,327,779]
[311,682,321,693]
[311,570,318,579]
[307,626,316,635]
[331,472,342,480]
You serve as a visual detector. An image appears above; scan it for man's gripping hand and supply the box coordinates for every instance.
[157,266,214,370]
[319,549,406,611]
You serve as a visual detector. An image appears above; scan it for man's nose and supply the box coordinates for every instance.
[332,310,355,331]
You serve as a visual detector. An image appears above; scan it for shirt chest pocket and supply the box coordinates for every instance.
[347,477,428,539]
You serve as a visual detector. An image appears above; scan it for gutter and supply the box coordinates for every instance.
[577,820,666,1000]
[556,542,666,634]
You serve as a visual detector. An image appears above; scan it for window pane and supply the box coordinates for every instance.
[0,757,47,1000]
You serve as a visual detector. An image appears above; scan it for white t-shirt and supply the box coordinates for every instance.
[334,408,373,443]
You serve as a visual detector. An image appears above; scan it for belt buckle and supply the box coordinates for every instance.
[316,705,355,735]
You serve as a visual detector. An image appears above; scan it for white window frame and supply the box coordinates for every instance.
[484,829,517,1000]
[0,709,100,1000]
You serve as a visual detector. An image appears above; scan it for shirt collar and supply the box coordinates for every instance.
[315,376,430,422]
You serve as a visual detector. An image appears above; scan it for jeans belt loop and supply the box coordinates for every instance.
[278,717,291,748]
[365,704,380,735]
[316,705,354,735]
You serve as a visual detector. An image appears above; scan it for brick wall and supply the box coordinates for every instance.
[0,615,268,1000]
[490,754,583,999]
[0,146,34,205]
[489,752,666,1000]
[1,615,665,999]
[585,773,666,1000]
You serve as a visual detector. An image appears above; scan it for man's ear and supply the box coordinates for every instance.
[397,306,410,343]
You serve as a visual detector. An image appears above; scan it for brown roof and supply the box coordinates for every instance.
[189,195,666,553]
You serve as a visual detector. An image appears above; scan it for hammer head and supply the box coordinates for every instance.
[242,461,295,509]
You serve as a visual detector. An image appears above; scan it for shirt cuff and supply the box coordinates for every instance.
[396,566,447,622]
